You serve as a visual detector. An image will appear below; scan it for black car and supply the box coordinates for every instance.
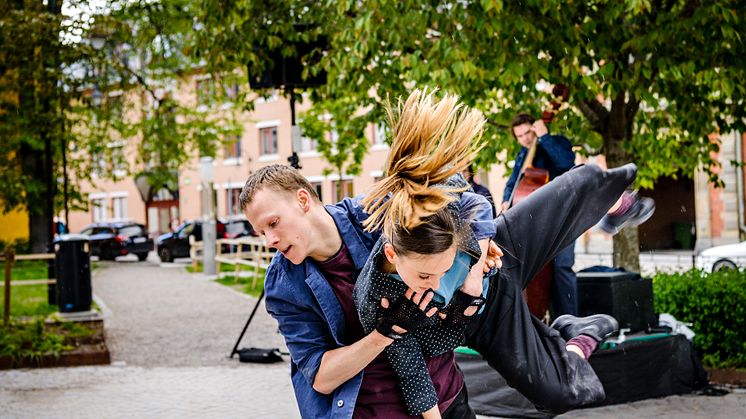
[222,217,257,239]
[80,222,154,261]
[157,220,226,263]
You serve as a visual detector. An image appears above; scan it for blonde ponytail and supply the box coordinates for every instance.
[362,89,485,239]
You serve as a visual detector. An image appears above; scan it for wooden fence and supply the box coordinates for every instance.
[189,237,275,287]
[1,248,56,326]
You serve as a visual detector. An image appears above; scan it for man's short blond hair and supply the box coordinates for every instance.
[239,164,321,211]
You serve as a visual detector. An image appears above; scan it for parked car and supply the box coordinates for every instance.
[79,222,153,261]
[696,240,746,272]
[157,220,226,263]
[222,217,257,239]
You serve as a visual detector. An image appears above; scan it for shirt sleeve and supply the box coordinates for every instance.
[537,133,575,172]
[264,263,331,387]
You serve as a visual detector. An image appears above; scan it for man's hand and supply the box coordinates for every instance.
[376,289,438,339]
[500,201,510,213]
[532,119,548,138]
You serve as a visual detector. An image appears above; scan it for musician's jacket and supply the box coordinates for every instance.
[502,133,575,203]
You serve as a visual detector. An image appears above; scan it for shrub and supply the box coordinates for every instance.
[0,319,71,363]
[653,269,746,368]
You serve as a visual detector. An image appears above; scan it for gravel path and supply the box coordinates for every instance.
[92,255,287,367]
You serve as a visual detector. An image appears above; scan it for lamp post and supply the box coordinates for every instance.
[200,157,217,277]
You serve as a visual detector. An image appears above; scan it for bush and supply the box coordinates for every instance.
[0,319,71,362]
[0,238,31,255]
[653,269,746,368]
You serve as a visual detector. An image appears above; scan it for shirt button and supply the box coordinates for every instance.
[337,400,344,408]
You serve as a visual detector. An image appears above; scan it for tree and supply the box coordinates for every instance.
[0,0,240,252]
[195,0,746,271]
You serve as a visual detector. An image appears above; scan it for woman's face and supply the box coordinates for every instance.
[384,243,457,294]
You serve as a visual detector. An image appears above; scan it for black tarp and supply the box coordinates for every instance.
[456,334,708,418]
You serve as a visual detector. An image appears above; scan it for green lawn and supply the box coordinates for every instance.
[187,261,266,298]
[2,259,101,318]
[215,270,266,298]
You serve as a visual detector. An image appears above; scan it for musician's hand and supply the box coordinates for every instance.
[532,119,548,138]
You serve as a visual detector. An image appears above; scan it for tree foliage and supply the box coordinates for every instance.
[195,0,746,270]
[0,0,240,250]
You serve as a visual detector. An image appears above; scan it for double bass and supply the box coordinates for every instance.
[507,84,570,322]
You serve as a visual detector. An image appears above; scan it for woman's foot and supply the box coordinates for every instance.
[551,314,619,343]
[599,191,656,235]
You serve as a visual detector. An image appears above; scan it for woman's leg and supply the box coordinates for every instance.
[464,163,636,412]
[499,163,635,290]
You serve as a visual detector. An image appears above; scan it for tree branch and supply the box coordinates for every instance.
[577,97,609,134]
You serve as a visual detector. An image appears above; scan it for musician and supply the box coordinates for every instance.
[501,113,578,316]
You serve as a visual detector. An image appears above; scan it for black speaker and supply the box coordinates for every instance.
[577,271,657,333]
[248,33,327,89]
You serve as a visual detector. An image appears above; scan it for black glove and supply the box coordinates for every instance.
[442,289,486,327]
[375,290,436,340]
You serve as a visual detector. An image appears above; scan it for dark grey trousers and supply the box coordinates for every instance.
[465,163,635,413]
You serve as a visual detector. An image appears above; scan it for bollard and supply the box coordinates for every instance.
[3,248,14,326]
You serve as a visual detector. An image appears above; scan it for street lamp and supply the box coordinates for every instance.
[200,157,217,277]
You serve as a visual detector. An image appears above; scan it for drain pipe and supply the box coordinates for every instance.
[736,131,746,239]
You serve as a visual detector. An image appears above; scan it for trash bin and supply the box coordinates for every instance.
[54,234,92,313]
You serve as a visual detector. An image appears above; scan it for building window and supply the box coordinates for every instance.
[226,188,241,217]
[111,143,127,175]
[332,179,354,202]
[300,132,317,152]
[225,134,241,160]
[259,126,278,155]
[112,196,127,220]
[92,198,107,222]
[196,79,215,105]
[311,182,323,202]
[92,152,106,177]
[372,123,387,145]
[224,82,239,100]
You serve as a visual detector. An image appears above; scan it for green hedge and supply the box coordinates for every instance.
[653,269,746,368]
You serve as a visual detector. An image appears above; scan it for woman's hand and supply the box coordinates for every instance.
[421,405,442,419]
[483,239,503,273]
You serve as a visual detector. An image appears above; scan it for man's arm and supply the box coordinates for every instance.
[313,330,393,394]
[537,133,575,172]
[265,265,393,396]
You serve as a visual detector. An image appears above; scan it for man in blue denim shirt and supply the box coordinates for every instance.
[239,164,495,418]
[501,113,578,317]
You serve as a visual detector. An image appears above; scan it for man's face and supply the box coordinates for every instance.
[243,187,311,265]
[513,123,536,148]
[384,243,457,294]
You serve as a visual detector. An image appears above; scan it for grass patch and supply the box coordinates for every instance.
[187,261,258,274]
[3,259,101,319]
[215,268,267,298]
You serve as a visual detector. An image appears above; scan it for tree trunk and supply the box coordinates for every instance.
[604,94,641,273]
[20,145,53,254]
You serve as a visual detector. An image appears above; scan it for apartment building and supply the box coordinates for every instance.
[66,76,510,236]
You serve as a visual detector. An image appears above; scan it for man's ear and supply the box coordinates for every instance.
[383,242,397,265]
[296,188,311,212]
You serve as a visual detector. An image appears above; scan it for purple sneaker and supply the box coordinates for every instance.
[598,191,656,235]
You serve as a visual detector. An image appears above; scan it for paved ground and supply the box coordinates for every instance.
[1,253,744,418]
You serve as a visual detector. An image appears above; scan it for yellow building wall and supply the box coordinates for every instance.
[0,206,29,242]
